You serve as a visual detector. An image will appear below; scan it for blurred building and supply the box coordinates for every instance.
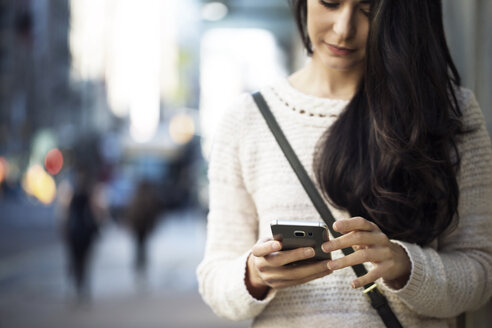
[0,0,116,194]
[0,0,70,172]
[0,0,204,211]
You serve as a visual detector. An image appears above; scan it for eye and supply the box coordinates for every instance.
[360,8,370,17]
[319,0,339,9]
[320,0,371,17]
[359,1,371,17]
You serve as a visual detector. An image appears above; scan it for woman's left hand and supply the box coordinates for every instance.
[321,216,411,290]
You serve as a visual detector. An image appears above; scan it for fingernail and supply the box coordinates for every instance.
[351,281,358,289]
[321,243,331,253]
[333,221,340,230]
[272,242,281,251]
[327,261,337,270]
[304,248,314,257]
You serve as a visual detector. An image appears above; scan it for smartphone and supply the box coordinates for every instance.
[270,220,331,264]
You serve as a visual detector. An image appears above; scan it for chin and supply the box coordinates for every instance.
[324,60,360,71]
[321,56,364,72]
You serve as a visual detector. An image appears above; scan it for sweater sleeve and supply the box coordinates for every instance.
[381,89,492,318]
[196,94,276,321]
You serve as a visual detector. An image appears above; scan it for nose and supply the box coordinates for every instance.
[333,6,356,40]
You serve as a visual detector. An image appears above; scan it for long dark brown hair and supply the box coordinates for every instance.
[291,0,467,245]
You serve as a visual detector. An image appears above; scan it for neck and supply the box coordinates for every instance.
[289,53,363,100]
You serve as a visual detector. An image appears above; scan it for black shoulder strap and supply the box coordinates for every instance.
[252,91,403,328]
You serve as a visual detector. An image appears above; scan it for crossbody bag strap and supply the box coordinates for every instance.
[252,91,403,328]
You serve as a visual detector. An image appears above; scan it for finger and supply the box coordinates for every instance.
[268,260,331,281]
[254,247,315,275]
[252,239,281,257]
[322,231,389,253]
[351,263,390,289]
[264,247,315,267]
[333,217,380,234]
[285,260,331,280]
[327,247,390,271]
[271,268,331,289]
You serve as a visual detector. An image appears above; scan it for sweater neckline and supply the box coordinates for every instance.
[281,78,352,103]
[267,78,350,126]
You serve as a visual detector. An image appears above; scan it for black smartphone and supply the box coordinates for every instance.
[270,220,331,264]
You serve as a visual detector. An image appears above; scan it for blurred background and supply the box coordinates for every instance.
[0,1,490,327]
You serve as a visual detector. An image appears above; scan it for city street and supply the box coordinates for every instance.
[1,1,491,327]
[0,198,251,328]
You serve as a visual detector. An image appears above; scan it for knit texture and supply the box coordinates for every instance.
[197,78,492,328]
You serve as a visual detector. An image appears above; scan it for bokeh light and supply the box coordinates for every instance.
[0,157,8,184]
[44,148,64,175]
[201,2,228,21]
[22,165,57,204]
[169,113,195,145]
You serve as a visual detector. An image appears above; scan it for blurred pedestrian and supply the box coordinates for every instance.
[125,180,161,280]
[60,167,102,302]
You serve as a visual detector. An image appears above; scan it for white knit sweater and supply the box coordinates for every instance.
[197,78,492,328]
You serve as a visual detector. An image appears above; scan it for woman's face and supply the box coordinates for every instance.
[306,0,371,71]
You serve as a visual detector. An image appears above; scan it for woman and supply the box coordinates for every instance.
[197,0,492,327]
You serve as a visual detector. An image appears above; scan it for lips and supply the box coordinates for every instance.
[326,43,356,56]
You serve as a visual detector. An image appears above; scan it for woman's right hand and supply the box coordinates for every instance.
[245,239,332,299]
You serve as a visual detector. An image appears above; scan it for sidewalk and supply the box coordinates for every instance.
[0,205,251,328]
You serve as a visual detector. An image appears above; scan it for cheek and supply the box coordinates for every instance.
[307,17,330,45]
[355,23,369,56]
[306,4,330,42]
[305,10,316,40]
[360,22,370,46]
